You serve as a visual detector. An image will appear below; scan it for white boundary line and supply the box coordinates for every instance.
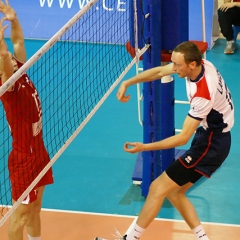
[40,208,240,228]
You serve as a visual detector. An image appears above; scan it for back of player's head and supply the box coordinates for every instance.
[173,42,202,66]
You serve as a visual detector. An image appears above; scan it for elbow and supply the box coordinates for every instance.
[0,50,9,58]
[181,138,189,146]
[177,133,190,146]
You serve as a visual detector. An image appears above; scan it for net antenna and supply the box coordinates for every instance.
[0,0,149,226]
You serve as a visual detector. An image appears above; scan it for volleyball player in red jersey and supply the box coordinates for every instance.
[218,0,240,54]
[0,1,53,240]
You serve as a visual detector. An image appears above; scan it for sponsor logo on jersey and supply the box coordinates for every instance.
[185,156,192,163]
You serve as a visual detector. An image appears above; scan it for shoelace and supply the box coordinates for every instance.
[95,228,126,240]
[111,228,126,240]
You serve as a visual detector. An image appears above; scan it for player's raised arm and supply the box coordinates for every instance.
[0,0,26,62]
[117,63,175,102]
[0,17,14,85]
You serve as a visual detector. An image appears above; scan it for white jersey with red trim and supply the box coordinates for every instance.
[185,59,234,132]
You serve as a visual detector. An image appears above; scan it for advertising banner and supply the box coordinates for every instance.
[3,0,129,43]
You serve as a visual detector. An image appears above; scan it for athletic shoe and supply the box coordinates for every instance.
[94,237,127,240]
[95,229,127,240]
[224,40,235,54]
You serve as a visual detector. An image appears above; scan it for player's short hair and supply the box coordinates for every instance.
[173,41,202,66]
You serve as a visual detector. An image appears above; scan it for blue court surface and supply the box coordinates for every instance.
[22,38,240,226]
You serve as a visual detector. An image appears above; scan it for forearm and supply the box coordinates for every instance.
[125,64,174,88]
[10,16,24,45]
[0,39,10,71]
[0,38,8,56]
[224,0,231,3]
[9,15,26,62]
[142,116,200,152]
[0,43,14,84]
[143,133,189,152]
[124,68,161,87]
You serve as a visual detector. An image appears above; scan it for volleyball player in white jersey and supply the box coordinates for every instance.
[95,41,234,240]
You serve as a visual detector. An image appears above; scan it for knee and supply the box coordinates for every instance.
[31,199,42,215]
[167,190,185,205]
[9,212,29,233]
[148,179,166,199]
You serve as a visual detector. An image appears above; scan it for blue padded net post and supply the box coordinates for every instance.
[130,0,188,197]
[158,78,175,173]
[141,0,162,197]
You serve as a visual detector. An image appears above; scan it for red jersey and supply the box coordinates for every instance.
[0,57,54,202]
[0,58,45,153]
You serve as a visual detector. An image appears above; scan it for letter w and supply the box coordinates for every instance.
[39,0,54,7]
[59,0,74,8]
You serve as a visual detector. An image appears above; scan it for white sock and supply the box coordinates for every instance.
[27,235,41,240]
[126,224,145,240]
[192,225,209,240]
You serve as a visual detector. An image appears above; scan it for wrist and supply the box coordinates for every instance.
[123,80,130,88]
[10,15,19,24]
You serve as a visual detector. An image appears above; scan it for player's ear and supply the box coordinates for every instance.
[189,61,197,70]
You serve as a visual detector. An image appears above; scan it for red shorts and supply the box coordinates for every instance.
[8,148,54,203]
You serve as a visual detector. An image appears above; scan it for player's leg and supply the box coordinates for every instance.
[136,171,179,228]
[167,183,200,228]
[124,171,180,240]
[217,7,240,53]
[167,183,209,240]
[8,200,32,240]
[165,159,203,229]
[165,158,209,240]
[26,186,45,239]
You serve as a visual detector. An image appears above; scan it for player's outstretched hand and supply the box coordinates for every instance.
[0,0,17,22]
[124,142,144,154]
[116,82,130,103]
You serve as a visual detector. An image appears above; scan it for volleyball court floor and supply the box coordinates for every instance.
[1,38,240,239]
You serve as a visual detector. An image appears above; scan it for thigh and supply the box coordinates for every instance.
[148,171,181,198]
[166,160,202,186]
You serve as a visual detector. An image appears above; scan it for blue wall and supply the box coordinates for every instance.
[4,0,128,41]
[4,0,215,47]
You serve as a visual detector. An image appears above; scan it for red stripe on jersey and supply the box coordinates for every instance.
[192,76,211,101]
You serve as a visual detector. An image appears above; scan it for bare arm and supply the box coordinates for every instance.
[117,63,175,102]
[0,0,26,62]
[124,116,201,154]
[0,18,14,85]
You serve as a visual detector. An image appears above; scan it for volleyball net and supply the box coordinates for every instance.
[0,0,149,226]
